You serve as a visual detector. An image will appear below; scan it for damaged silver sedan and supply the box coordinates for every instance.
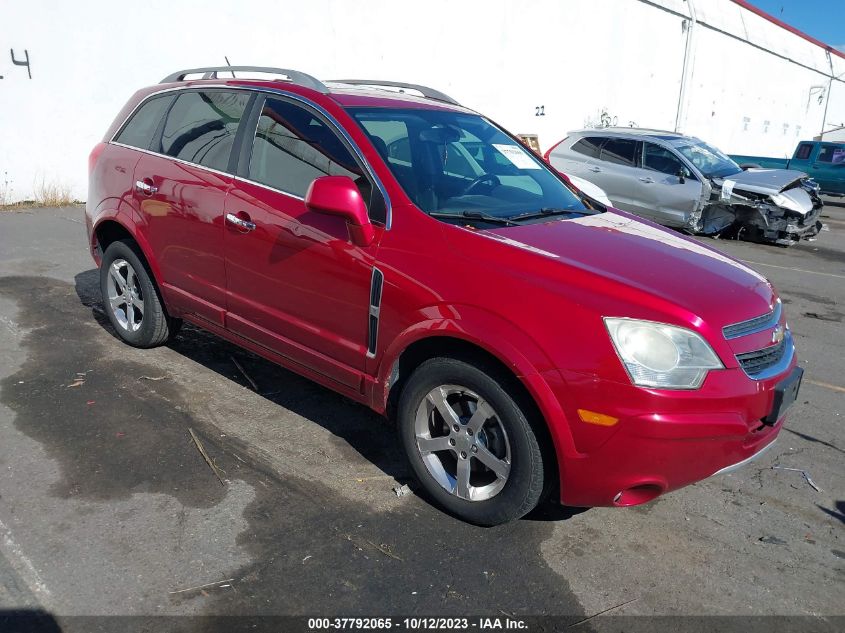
[546,129,823,246]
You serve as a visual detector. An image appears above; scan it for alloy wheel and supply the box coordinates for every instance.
[414,385,511,501]
[106,258,144,332]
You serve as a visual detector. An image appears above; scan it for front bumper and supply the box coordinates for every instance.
[546,362,796,507]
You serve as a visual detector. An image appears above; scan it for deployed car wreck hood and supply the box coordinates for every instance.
[695,168,823,246]
[713,168,808,195]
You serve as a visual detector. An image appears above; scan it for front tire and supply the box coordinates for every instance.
[99,239,176,348]
[397,357,546,525]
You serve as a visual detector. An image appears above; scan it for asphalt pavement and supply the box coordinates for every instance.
[0,204,842,632]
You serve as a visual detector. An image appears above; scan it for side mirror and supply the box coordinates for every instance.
[677,168,686,184]
[305,176,375,247]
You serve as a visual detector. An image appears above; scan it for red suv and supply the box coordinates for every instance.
[86,66,801,525]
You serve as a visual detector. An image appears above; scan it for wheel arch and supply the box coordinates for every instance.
[376,316,579,488]
[92,215,164,287]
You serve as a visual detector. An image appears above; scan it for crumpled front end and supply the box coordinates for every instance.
[689,174,824,246]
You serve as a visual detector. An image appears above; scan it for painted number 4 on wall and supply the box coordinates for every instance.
[1,49,32,80]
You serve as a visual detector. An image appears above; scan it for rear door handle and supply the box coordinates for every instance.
[587,166,602,173]
[226,212,256,232]
[134,179,157,195]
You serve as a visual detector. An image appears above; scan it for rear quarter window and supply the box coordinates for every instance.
[113,96,172,150]
[571,137,603,159]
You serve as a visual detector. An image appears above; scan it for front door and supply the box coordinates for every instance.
[223,95,383,389]
[634,141,703,227]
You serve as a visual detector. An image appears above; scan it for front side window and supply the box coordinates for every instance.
[668,137,741,179]
[248,97,384,221]
[643,142,686,176]
[817,145,845,164]
[349,107,589,221]
[158,90,249,171]
[599,138,639,167]
[114,95,173,150]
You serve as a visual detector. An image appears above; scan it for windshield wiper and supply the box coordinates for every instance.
[507,207,590,222]
[429,210,519,226]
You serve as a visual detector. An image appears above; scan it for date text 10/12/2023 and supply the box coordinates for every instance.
[307,617,528,630]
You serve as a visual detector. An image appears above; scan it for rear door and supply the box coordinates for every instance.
[588,136,643,211]
[550,135,604,180]
[223,94,384,388]
[131,89,251,325]
[634,141,703,226]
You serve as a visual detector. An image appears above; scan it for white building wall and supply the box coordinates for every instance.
[0,0,843,202]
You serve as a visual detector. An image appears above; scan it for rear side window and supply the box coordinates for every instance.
[248,97,385,222]
[571,137,603,159]
[114,96,172,150]
[159,90,249,171]
[600,138,639,167]
[794,143,813,160]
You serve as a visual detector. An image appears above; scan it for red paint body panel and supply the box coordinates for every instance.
[86,77,798,509]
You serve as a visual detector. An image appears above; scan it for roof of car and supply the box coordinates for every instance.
[156,67,470,112]
[569,127,688,139]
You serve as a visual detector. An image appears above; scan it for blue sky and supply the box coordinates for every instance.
[746,0,845,51]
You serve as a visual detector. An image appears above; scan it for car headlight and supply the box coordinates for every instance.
[604,318,723,389]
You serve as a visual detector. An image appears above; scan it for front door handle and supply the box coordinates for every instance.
[226,212,256,232]
[135,179,157,195]
[639,176,655,183]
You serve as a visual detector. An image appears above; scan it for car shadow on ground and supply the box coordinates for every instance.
[73,268,409,486]
[73,268,587,524]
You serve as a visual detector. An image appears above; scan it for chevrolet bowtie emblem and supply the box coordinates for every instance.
[772,324,785,344]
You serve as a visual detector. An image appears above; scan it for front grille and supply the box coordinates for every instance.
[736,338,787,377]
[723,300,781,339]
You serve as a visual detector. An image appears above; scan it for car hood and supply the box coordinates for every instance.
[714,168,808,195]
[478,211,774,323]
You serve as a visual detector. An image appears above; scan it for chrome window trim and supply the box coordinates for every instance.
[735,330,795,381]
[723,299,782,340]
[112,140,307,202]
[109,83,392,228]
[111,141,236,181]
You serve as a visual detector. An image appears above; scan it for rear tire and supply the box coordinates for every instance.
[397,357,546,526]
[99,239,176,348]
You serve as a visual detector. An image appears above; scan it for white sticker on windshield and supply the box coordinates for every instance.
[493,144,542,169]
[721,179,735,202]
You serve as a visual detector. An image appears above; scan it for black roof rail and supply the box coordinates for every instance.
[160,66,328,93]
[329,79,460,106]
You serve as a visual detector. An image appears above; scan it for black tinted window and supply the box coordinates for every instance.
[600,138,638,167]
[114,96,171,150]
[643,142,685,175]
[795,143,813,160]
[159,91,249,171]
[249,98,383,221]
[817,145,845,164]
[572,137,603,159]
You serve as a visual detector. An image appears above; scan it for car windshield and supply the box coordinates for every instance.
[348,107,591,223]
[668,138,742,179]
